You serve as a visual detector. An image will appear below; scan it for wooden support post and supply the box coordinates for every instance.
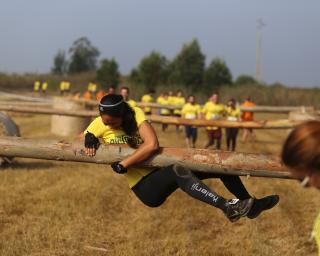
[0,137,292,179]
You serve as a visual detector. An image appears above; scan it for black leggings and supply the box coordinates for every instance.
[132,164,251,209]
[226,128,239,151]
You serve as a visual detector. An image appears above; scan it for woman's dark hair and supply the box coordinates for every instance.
[282,121,320,172]
[99,94,138,140]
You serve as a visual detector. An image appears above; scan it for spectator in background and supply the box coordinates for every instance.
[120,86,137,108]
[173,90,186,133]
[225,99,241,151]
[159,92,170,132]
[64,82,71,94]
[88,82,97,97]
[59,81,66,95]
[41,82,48,94]
[73,91,81,100]
[108,86,116,95]
[181,95,201,148]
[33,81,41,94]
[96,90,106,101]
[141,89,155,115]
[202,93,225,150]
[83,90,93,101]
[241,97,256,143]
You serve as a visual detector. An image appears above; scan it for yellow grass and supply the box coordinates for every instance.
[0,113,319,255]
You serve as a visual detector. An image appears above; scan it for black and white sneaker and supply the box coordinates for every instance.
[224,198,254,222]
[247,195,280,219]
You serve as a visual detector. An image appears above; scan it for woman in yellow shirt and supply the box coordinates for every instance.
[141,89,155,115]
[159,92,170,132]
[202,93,225,150]
[282,121,320,255]
[84,94,279,222]
[181,95,201,148]
[225,99,241,151]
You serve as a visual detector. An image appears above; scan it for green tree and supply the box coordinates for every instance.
[51,49,67,75]
[235,74,257,85]
[136,51,168,88]
[204,58,232,90]
[169,39,205,88]
[68,37,100,73]
[96,58,120,87]
[128,68,141,84]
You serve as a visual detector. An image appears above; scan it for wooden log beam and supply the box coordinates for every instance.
[0,105,302,129]
[0,136,292,179]
[72,98,314,113]
[148,115,300,129]
[0,105,97,118]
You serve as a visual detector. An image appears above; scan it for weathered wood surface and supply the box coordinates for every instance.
[138,103,314,113]
[0,137,292,179]
[71,98,314,113]
[149,115,301,129]
[0,105,303,129]
[0,105,97,117]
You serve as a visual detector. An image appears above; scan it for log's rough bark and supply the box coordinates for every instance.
[0,105,302,129]
[72,98,314,113]
[0,137,292,179]
[148,115,301,129]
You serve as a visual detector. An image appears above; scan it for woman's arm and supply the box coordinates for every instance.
[119,121,159,168]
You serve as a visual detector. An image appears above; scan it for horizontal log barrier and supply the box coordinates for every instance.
[74,99,314,113]
[148,115,301,129]
[0,137,292,179]
[0,105,302,129]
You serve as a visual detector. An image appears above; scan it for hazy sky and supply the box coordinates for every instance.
[0,0,319,87]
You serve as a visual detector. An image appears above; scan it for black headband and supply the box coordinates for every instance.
[99,99,124,116]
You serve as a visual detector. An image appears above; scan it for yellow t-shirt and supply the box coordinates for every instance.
[42,82,48,90]
[127,99,137,108]
[65,82,71,90]
[34,81,40,91]
[159,98,170,115]
[181,103,201,120]
[226,106,241,122]
[202,102,225,130]
[313,211,320,255]
[156,96,164,104]
[84,107,153,188]
[141,94,153,113]
[173,96,185,115]
[60,81,65,91]
[168,96,176,105]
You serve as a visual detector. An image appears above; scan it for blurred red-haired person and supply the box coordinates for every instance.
[282,121,320,254]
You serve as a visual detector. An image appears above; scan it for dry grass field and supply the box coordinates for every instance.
[0,112,319,255]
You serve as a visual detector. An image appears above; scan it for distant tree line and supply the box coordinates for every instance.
[51,37,120,87]
[51,37,257,91]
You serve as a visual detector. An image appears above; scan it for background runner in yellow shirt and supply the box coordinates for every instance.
[282,121,320,255]
[84,94,278,222]
[181,95,201,148]
[41,82,48,94]
[120,86,137,108]
[173,90,186,133]
[225,98,241,151]
[159,92,170,132]
[33,81,40,93]
[202,93,225,149]
[141,89,155,115]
